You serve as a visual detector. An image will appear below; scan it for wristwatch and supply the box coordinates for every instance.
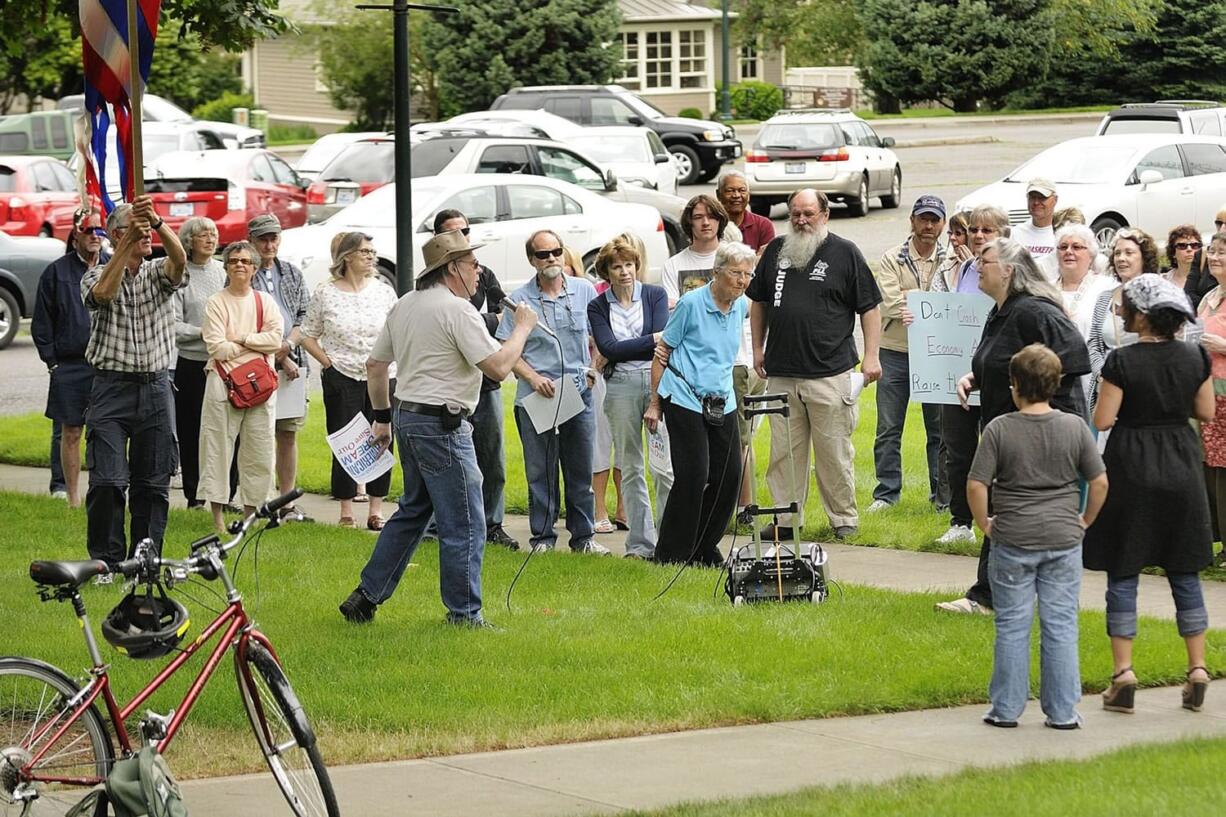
[150,217,164,230]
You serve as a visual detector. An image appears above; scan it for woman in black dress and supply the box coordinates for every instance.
[1085,274,1215,714]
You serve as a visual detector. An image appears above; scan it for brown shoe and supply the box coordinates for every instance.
[1183,666,1210,712]
[1103,667,1136,713]
[367,515,385,531]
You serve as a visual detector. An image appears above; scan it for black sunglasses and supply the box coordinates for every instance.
[532,247,565,260]
[1216,220,1226,229]
[1175,241,1202,251]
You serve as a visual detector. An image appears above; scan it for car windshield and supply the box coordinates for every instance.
[409,139,467,177]
[569,135,650,164]
[0,167,15,192]
[1100,118,1182,135]
[1004,142,1138,184]
[143,95,193,123]
[321,141,394,183]
[757,123,839,150]
[144,135,182,161]
[620,93,667,120]
[297,139,353,173]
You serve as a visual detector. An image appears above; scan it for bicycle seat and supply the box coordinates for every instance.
[30,559,109,587]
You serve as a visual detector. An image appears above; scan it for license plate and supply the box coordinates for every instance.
[785,162,806,174]
[335,189,357,204]
[169,202,193,217]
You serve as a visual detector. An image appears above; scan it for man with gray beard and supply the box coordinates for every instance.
[747,189,883,541]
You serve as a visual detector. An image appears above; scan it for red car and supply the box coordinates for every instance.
[144,149,308,246]
[0,155,81,241]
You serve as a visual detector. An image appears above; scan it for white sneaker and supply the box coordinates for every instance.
[866,499,892,513]
[935,597,993,616]
[50,490,68,500]
[935,524,976,545]
[574,541,612,555]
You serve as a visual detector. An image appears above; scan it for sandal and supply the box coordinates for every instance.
[593,518,616,534]
[367,515,385,532]
[1103,667,1136,713]
[613,518,629,531]
[1183,666,1210,712]
[338,516,357,529]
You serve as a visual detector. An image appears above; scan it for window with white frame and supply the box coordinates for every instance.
[645,31,673,89]
[739,44,760,81]
[617,32,640,90]
[677,29,706,89]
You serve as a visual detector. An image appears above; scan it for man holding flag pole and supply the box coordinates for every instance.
[77,0,189,568]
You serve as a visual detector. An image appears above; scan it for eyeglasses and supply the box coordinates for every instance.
[81,227,107,237]
[532,247,565,260]
[967,226,997,234]
[1216,220,1226,229]
[355,248,378,257]
[1056,243,1089,252]
[1174,242,1202,251]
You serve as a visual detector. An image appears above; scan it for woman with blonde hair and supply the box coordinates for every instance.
[588,236,673,557]
[301,231,398,529]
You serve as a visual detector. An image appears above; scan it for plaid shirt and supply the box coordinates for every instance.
[81,257,185,373]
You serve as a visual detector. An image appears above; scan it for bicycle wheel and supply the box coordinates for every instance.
[0,658,113,817]
[235,642,339,817]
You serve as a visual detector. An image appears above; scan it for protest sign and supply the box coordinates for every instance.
[326,413,396,484]
[905,290,994,406]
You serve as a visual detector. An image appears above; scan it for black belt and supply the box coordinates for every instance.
[96,369,166,384]
[401,401,469,418]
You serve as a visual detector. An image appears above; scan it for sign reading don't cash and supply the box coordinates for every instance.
[905,291,994,407]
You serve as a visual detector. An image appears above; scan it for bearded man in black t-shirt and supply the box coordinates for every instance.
[746,188,883,541]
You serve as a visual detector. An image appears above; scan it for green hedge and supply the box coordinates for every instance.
[192,92,255,124]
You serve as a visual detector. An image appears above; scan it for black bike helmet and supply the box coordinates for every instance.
[101,583,190,660]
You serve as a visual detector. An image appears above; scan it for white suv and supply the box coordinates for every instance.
[1096,101,1226,137]
[746,109,901,218]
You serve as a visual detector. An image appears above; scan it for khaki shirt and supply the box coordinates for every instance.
[874,238,945,353]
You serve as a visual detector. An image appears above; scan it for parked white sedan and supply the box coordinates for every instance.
[956,134,1226,247]
[564,126,679,196]
[280,174,670,293]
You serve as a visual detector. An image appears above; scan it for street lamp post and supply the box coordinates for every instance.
[720,0,732,121]
[357,1,459,295]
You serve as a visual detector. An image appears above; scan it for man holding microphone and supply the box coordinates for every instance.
[339,231,537,627]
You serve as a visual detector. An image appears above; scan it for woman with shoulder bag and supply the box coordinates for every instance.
[199,241,284,533]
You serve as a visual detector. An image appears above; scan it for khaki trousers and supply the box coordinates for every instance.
[765,374,859,529]
[198,370,276,508]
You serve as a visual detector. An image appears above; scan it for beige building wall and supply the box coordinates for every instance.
[252,36,353,131]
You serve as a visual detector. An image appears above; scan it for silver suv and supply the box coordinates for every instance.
[746,109,901,218]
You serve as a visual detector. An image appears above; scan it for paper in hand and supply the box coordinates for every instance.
[326,413,396,484]
[521,376,585,434]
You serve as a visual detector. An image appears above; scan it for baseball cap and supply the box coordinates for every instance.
[1026,178,1057,197]
[247,213,282,237]
[911,195,945,219]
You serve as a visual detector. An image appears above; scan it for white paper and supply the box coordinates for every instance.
[522,376,586,434]
[849,372,866,401]
[325,413,395,484]
[275,370,307,420]
[648,426,671,473]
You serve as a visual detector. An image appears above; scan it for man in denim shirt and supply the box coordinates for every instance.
[497,229,607,555]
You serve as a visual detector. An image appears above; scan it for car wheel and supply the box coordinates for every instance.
[0,287,20,350]
[38,224,53,238]
[880,168,902,209]
[849,175,871,218]
[1091,216,1124,249]
[750,198,773,218]
[583,250,599,278]
[670,145,701,186]
[376,262,398,291]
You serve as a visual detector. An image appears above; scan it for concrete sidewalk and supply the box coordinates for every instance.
[4,463,1225,816]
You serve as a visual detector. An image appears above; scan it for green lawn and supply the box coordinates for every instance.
[609,737,1226,817]
[0,385,965,553]
[1,493,1220,778]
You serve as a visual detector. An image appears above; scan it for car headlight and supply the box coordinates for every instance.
[702,129,724,142]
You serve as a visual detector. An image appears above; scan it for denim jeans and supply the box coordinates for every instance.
[604,369,674,557]
[986,542,1083,726]
[513,391,596,549]
[872,349,947,506]
[1106,573,1208,638]
[358,409,485,623]
[471,387,506,529]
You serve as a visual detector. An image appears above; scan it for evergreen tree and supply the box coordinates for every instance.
[1125,0,1226,100]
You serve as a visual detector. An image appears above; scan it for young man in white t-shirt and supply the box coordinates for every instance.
[661,194,728,307]
[1010,178,1058,275]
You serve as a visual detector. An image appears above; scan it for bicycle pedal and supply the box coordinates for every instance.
[141,709,174,743]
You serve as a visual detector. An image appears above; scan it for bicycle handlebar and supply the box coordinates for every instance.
[258,487,304,520]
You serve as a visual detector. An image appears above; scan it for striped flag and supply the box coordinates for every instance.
[79,0,161,212]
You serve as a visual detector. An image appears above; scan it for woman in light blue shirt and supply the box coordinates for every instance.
[645,242,754,564]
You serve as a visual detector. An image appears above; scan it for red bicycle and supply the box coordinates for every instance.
[0,489,340,817]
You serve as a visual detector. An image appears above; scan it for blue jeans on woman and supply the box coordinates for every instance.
[1106,573,1208,638]
[986,542,1083,727]
[357,408,485,623]
[604,369,674,557]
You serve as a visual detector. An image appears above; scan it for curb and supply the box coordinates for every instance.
[894,135,1000,149]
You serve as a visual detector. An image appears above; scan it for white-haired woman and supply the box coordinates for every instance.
[172,216,230,508]
[1054,224,1116,405]
[301,231,398,529]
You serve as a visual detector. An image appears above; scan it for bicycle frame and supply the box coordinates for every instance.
[21,589,279,787]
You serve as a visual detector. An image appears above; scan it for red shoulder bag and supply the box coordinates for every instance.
[214,293,278,409]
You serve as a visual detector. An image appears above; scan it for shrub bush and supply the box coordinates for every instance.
[677,107,703,119]
[192,92,255,124]
[730,80,783,121]
[267,124,318,145]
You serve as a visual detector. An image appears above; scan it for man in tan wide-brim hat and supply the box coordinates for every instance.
[339,229,539,627]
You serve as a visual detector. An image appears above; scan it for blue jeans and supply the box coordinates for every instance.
[514,392,596,550]
[604,369,674,557]
[358,409,485,623]
[1106,573,1208,638]
[872,349,946,506]
[472,388,506,529]
[987,542,1083,726]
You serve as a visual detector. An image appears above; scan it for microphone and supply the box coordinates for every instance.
[506,299,556,338]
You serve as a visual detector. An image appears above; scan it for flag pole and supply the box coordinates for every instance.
[126,0,144,199]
